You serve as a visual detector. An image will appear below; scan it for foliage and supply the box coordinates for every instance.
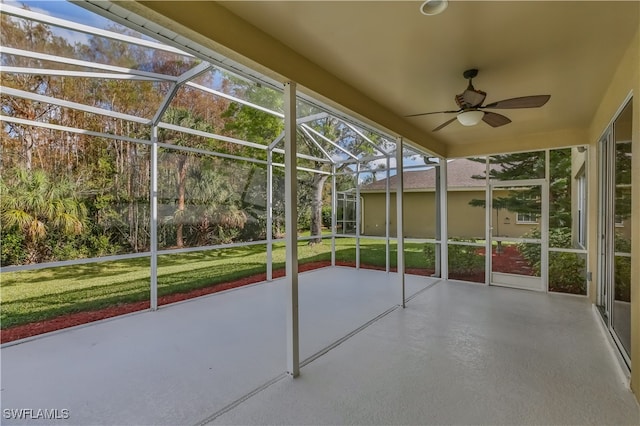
[468,149,572,229]
[322,206,333,228]
[518,228,586,294]
[613,233,631,302]
[1,168,88,263]
[423,240,484,275]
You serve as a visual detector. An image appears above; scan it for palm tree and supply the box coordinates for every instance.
[159,107,214,248]
[187,162,247,245]
[1,168,87,263]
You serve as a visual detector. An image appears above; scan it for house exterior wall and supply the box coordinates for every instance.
[361,189,537,239]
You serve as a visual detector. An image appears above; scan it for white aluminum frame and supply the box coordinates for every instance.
[0,4,449,375]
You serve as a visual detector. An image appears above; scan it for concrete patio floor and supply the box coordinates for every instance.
[2,267,638,425]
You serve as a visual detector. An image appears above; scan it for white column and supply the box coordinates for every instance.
[542,150,550,292]
[395,138,405,308]
[331,165,337,267]
[284,82,299,377]
[439,158,448,280]
[355,163,361,269]
[485,158,491,285]
[385,156,391,273]
[266,149,273,281]
[150,126,158,311]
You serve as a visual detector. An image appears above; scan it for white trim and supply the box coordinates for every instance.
[0,115,151,145]
[396,137,405,307]
[283,81,299,378]
[150,126,158,311]
[1,86,151,124]
[0,67,164,81]
[1,46,177,82]
[300,123,358,160]
[186,82,284,119]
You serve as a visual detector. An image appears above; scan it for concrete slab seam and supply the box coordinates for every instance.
[403,279,442,304]
[300,304,400,368]
[195,372,289,426]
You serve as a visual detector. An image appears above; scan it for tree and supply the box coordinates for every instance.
[1,168,88,263]
[468,149,572,229]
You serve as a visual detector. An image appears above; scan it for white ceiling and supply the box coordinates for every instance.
[214,1,638,150]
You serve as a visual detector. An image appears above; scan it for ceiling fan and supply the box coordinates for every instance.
[406,69,550,131]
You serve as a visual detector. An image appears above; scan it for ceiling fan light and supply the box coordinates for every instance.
[457,110,484,126]
[420,0,448,16]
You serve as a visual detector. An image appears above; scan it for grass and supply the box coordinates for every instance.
[1,238,433,329]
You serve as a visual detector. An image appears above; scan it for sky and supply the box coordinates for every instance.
[6,0,111,28]
[3,0,137,45]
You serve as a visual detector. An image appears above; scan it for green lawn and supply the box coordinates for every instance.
[0,238,432,329]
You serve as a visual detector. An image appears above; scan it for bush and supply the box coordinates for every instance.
[424,240,484,275]
[1,230,26,266]
[548,252,586,294]
[321,206,332,228]
[519,228,586,294]
[614,234,631,302]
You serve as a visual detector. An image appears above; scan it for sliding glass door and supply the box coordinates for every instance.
[597,98,633,367]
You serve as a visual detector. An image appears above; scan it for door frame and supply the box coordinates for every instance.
[487,179,549,292]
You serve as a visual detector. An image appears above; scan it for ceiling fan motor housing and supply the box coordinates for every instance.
[463,68,479,80]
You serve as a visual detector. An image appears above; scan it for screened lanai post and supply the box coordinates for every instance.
[386,156,391,273]
[434,162,441,278]
[356,163,361,269]
[266,148,273,281]
[396,138,405,308]
[484,157,491,285]
[150,126,159,311]
[284,82,299,378]
[542,150,551,292]
[331,165,337,267]
[439,158,448,280]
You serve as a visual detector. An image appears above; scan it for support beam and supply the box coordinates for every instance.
[439,159,448,280]
[485,157,491,285]
[1,47,175,83]
[267,149,273,281]
[150,126,159,311]
[542,150,550,292]
[283,82,299,378]
[395,138,405,308]
[355,163,361,269]
[331,165,337,267]
[152,62,211,124]
[385,156,391,273]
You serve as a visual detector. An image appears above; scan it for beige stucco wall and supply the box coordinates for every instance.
[361,192,437,238]
[361,190,536,239]
[587,27,639,398]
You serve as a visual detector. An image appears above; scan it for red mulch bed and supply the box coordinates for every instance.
[449,244,535,283]
[1,248,531,344]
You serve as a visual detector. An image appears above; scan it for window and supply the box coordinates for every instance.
[515,193,539,224]
[516,212,538,224]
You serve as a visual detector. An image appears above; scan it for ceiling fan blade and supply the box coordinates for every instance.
[483,95,550,109]
[456,89,486,108]
[405,109,460,118]
[482,111,511,127]
[433,117,458,131]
